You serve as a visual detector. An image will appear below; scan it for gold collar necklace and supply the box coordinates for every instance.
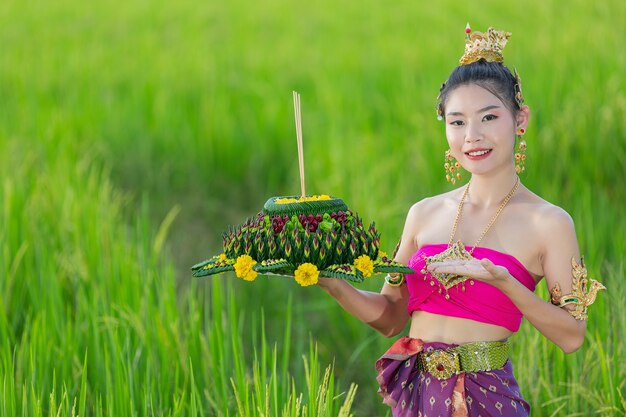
[424,177,520,292]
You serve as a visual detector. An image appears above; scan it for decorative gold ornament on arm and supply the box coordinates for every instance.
[550,257,606,320]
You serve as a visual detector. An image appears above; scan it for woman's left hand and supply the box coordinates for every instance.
[426,258,511,288]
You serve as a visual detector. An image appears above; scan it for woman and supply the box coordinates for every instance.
[317,26,605,416]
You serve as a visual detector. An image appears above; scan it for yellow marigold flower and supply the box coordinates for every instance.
[275,195,332,204]
[275,197,297,204]
[294,263,319,287]
[234,255,258,281]
[354,255,374,278]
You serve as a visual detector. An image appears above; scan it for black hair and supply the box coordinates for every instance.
[436,60,523,118]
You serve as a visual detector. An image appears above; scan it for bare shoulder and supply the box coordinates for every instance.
[402,188,463,247]
[525,193,574,232]
[518,188,577,248]
[407,188,460,219]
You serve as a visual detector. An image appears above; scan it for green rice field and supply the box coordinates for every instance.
[0,0,624,415]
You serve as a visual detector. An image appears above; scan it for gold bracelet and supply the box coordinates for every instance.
[384,273,405,287]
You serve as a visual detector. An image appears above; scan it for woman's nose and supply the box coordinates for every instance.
[465,123,483,143]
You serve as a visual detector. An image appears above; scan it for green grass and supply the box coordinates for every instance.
[0,0,625,415]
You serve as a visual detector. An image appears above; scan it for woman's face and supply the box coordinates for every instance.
[444,83,528,177]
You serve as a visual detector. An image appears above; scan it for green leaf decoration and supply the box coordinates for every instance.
[254,258,291,273]
[373,264,414,274]
[321,264,364,282]
[191,259,212,271]
[262,196,348,217]
[192,264,234,277]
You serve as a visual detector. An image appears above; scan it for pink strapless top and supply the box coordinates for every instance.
[407,244,537,332]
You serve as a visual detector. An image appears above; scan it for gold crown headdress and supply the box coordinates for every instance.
[436,23,524,120]
[459,24,511,65]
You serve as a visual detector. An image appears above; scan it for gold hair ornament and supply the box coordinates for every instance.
[459,25,511,65]
[550,257,606,321]
[513,68,524,108]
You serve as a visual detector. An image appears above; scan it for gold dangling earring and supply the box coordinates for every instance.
[444,149,462,184]
[515,128,527,174]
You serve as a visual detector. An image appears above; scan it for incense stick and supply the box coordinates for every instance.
[293,91,306,198]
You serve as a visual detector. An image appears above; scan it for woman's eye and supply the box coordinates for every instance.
[482,114,497,121]
[449,120,464,126]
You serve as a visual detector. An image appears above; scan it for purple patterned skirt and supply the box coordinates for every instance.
[376,337,530,417]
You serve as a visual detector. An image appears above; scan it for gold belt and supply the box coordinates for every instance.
[415,340,509,380]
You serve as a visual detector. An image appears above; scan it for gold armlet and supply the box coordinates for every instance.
[385,273,405,287]
[549,257,606,321]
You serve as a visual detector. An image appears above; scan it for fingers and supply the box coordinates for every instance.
[428,259,480,269]
[427,262,476,277]
[424,258,510,285]
[480,258,494,269]
[427,260,472,271]
[480,258,508,279]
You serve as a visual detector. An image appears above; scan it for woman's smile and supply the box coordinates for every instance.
[465,148,493,159]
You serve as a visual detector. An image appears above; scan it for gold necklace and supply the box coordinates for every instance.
[423,177,520,292]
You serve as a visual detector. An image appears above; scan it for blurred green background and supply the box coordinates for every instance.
[0,0,624,415]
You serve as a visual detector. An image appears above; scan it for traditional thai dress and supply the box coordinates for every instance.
[376,244,536,417]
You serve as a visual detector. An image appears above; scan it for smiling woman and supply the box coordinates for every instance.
[316,25,606,417]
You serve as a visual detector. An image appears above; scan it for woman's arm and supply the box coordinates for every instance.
[317,203,422,337]
[316,279,410,337]
[483,258,586,353]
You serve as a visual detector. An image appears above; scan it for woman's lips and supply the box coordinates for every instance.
[465,149,492,160]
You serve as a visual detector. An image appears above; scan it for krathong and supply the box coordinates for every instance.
[192,195,413,284]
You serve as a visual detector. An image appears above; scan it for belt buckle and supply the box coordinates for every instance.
[425,349,460,380]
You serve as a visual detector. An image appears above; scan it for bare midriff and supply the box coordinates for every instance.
[409,311,513,345]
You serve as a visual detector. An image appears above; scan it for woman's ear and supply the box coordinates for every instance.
[516,105,530,130]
